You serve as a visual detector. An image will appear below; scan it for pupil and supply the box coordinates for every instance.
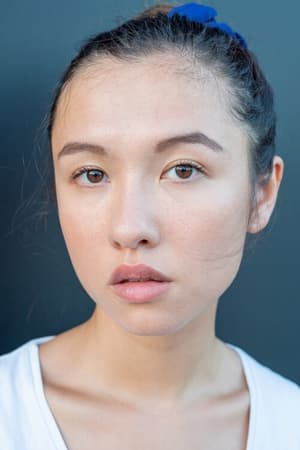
[87,170,103,183]
[175,166,192,179]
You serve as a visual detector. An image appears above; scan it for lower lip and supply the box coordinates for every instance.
[110,281,171,303]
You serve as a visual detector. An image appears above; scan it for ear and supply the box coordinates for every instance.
[247,156,284,234]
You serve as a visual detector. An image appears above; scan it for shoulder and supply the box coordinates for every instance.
[229,343,300,444]
[1,338,38,407]
[0,336,50,377]
[0,336,55,426]
[235,345,299,396]
[0,335,55,386]
[0,339,33,400]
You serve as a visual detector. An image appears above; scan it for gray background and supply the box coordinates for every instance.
[0,1,299,384]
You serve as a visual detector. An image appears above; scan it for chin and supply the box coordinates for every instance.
[115,308,191,337]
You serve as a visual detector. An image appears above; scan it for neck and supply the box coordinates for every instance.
[74,302,223,408]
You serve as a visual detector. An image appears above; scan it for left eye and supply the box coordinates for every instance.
[164,162,204,180]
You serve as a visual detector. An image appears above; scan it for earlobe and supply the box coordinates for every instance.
[247,156,284,234]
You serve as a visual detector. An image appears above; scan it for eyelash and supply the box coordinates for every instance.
[71,160,206,185]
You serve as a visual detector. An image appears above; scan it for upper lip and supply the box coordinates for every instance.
[109,264,172,285]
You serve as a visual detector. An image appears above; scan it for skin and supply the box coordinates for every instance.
[39,54,283,449]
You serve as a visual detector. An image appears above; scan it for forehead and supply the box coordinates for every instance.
[52,54,247,154]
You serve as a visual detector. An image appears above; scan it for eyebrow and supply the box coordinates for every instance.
[57,131,224,160]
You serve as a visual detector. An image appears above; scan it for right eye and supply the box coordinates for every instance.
[72,168,107,186]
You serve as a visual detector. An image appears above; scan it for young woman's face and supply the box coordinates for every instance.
[51,55,255,336]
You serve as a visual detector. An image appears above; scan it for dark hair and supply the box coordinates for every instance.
[48,3,276,188]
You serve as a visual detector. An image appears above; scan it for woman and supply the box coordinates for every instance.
[0,3,299,449]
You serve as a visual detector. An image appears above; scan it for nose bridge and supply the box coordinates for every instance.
[115,174,147,220]
[109,172,159,249]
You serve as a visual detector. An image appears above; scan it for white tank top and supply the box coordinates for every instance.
[0,335,299,449]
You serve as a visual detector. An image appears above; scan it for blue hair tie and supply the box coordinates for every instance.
[167,3,247,49]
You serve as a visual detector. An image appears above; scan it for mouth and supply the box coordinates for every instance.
[109,264,172,303]
[118,277,162,283]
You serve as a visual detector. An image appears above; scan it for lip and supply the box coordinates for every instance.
[109,264,172,303]
[111,280,171,303]
[109,263,172,285]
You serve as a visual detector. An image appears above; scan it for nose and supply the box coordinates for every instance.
[108,180,160,250]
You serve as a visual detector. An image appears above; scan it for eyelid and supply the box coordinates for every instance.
[163,159,207,176]
[165,159,205,170]
[72,165,104,177]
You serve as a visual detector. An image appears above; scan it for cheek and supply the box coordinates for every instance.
[56,191,110,273]
[166,181,251,295]
[168,181,250,245]
[56,196,116,304]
